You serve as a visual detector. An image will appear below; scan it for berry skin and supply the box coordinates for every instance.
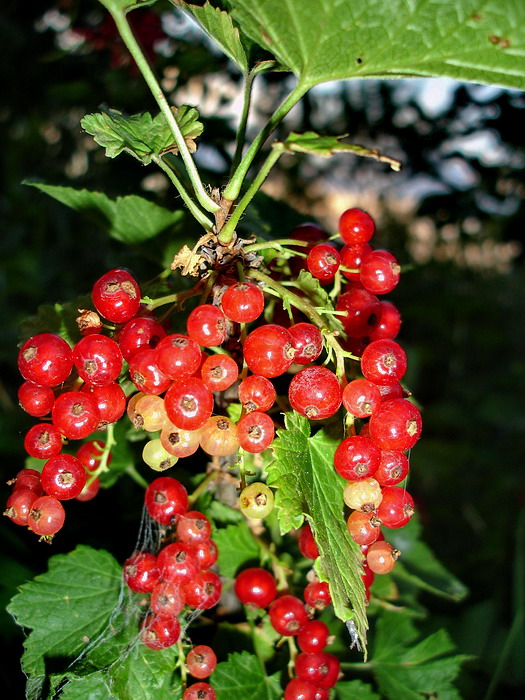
[239,482,274,519]
[186,645,217,679]
[366,540,400,574]
[268,595,308,636]
[297,619,330,653]
[295,651,340,689]
[346,510,382,546]
[160,422,201,458]
[176,511,212,544]
[361,339,407,386]
[201,354,239,391]
[199,416,239,457]
[183,682,216,700]
[28,495,66,537]
[91,268,141,323]
[192,539,218,570]
[221,281,264,323]
[243,325,295,378]
[360,249,401,295]
[368,398,422,451]
[123,552,159,593]
[338,208,375,246]
[288,323,324,365]
[142,438,178,471]
[72,334,123,386]
[288,366,342,420]
[369,300,402,341]
[134,394,168,432]
[117,316,166,362]
[234,567,277,609]
[336,286,381,338]
[284,678,321,700]
[9,468,44,495]
[343,478,383,512]
[340,243,372,282]
[157,542,200,585]
[376,485,415,528]
[150,580,185,617]
[303,581,331,610]
[129,348,172,395]
[4,488,39,527]
[24,423,63,460]
[156,334,202,380]
[41,453,87,500]
[18,333,73,387]
[306,244,341,281]
[342,378,382,418]
[18,381,55,417]
[374,450,410,486]
[52,391,100,440]
[298,523,319,560]
[182,570,222,609]
[236,411,275,453]
[140,614,181,650]
[144,476,189,525]
[80,382,127,425]
[187,304,226,347]
[238,375,276,413]
[164,378,214,431]
[76,440,111,472]
[334,435,381,481]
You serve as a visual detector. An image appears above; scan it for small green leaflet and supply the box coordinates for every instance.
[25,182,184,245]
[215,521,260,577]
[336,679,381,700]
[212,651,281,700]
[81,105,203,165]
[18,294,91,346]
[267,412,368,654]
[370,610,471,699]
[226,0,525,90]
[279,132,401,171]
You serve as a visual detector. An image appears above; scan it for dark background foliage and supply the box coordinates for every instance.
[1,1,524,697]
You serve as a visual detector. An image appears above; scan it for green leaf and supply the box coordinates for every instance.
[212,651,281,700]
[336,679,381,700]
[81,106,203,164]
[215,521,260,577]
[109,643,182,699]
[371,610,471,699]
[227,0,525,90]
[7,546,122,695]
[26,182,184,245]
[267,412,368,653]
[387,516,469,602]
[51,672,117,699]
[18,296,90,346]
[280,132,401,171]
[173,1,251,73]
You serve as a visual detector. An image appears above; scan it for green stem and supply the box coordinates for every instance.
[188,470,221,507]
[153,156,214,231]
[244,239,310,253]
[126,463,149,489]
[218,145,284,243]
[107,6,219,215]
[142,286,202,311]
[86,424,116,484]
[230,70,256,176]
[223,81,309,202]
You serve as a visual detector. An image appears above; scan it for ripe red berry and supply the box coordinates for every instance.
[28,495,66,537]
[201,354,239,391]
[9,468,44,495]
[80,382,127,425]
[221,281,264,323]
[376,485,415,528]
[183,682,216,700]
[338,208,375,246]
[340,243,372,282]
[374,450,409,486]
[366,540,400,574]
[238,375,276,413]
[346,510,382,546]
[144,476,189,525]
[187,304,227,347]
[243,324,295,378]
[117,316,166,362]
[288,366,342,420]
[303,581,331,610]
[288,323,323,365]
[234,567,277,608]
[150,580,185,616]
[297,619,330,653]
[140,613,180,650]
[306,244,341,281]
[164,377,214,431]
[186,645,217,679]
[24,423,63,460]
[76,440,111,471]
[268,595,308,636]
[128,348,171,395]
[368,398,422,451]
[236,411,275,453]
[182,570,222,609]
[333,435,381,481]
[336,286,380,338]
[192,539,218,570]
[4,488,39,527]
[18,381,55,417]
[360,250,401,295]
[360,339,407,386]
[369,300,402,341]
[18,333,73,387]
[156,334,202,380]
[73,334,123,386]
[41,453,87,500]
[157,542,200,585]
[284,678,321,700]
[298,523,319,559]
[295,651,340,688]
[123,552,159,593]
[51,391,100,440]
[342,378,382,418]
[176,510,212,544]
[92,268,141,323]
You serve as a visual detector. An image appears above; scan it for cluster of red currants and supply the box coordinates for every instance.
[123,476,220,698]
[234,564,340,698]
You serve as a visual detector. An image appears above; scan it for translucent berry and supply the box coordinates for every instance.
[199,416,239,456]
[28,495,66,537]
[144,476,189,525]
[239,482,274,519]
[123,551,159,593]
[72,334,123,386]
[164,378,214,431]
[234,567,277,608]
[288,323,323,365]
[360,250,401,295]
[140,614,180,650]
[186,645,217,679]
[360,339,407,386]
[306,244,341,281]
[243,325,295,378]
[298,523,319,559]
[187,304,226,347]
[18,333,73,387]
[236,411,275,453]
[238,375,276,413]
[338,208,375,246]
[18,381,55,417]
[222,281,264,323]
[336,287,380,338]
[268,595,308,636]
[183,682,216,700]
[333,435,381,481]
[41,453,87,500]
[288,366,342,420]
[368,398,422,451]
[92,268,141,323]
[182,570,222,609]
[366,540,400,574]
[343,478,382,512]
[52,391,100,440]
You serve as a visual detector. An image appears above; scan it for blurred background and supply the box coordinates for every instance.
[1,1,524,697]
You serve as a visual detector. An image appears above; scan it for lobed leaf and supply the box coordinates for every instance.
[215,521,261,577]
[267,412,368,653]
[336,679,381,699]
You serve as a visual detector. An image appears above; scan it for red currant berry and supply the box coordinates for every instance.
[145,476,189,525]
[140,614,180,650]
[24,423,63,460]
[186,645,217,679]
[339,208,375,246]
[4,488,39,526]
[366,540,400,574]
[298,523,319,559]
[18,333,73,387]
[238,375,276,413]
[306,244,341,282]
[340,243,372,282]
[268,595,308,636]
[76,440,111,471]
[374,450,409,486]
[288,366,342,420]
[117,316,166,362]
[369,300,402,341]
[164,378,214,431]
[187,304,227,347]
[336,286,380,338]
[182,570,222,609]
[346,510,382,546]
[52,391,100,440]
[18,381,55,417]
[199,416,239,457]
[234,567,277,608]
[156,334,202,380]
[80,382,127,425]
[288,323,323,365]
[129,348,171,395]
[176,511,212,544]
[368,398,422,451]
[73,334,123,386]
[243,325,295,378]
[92,268,141,323]
[360,339,407,386]
[361,561,375,588]
[295,651,340,689]
[123,552,159,593]
[297,619,330,653]
[28,495,66,537]
[157,542,200,586]
[201,354,239,391]
[160,422,200,459]
[9,468,44,495]
[378,382,404,402]
[360,250,401,295]
[333,435,381,481]
[150,580,185,616]
[236,411,275,453]
[192,539,218,570]
[75,477,100,502]
[342,378,382,418]
[41,453,87,500]
[303,581,332,610]
[376,485,415,528]
[284,679,321,700]
[343,478,382,512]
[221,282,264,323]
[183,682,216,700]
